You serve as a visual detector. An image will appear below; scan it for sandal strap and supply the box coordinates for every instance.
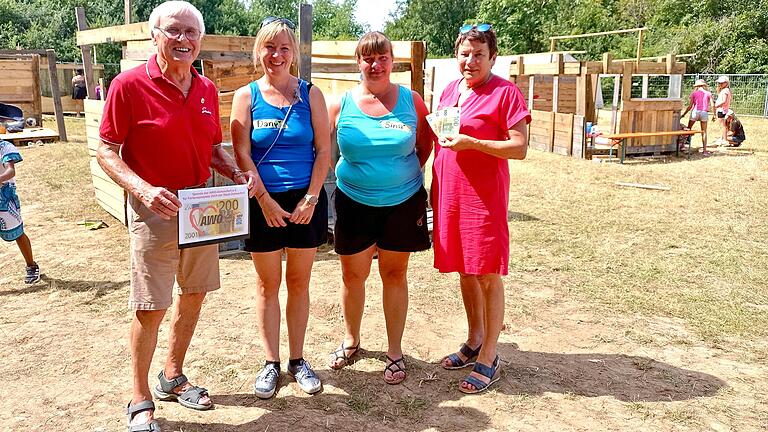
[332,342,359,361]
[385,356,405,373]
[157,371,189,393]
[462,375,489,391]
[178,386,209,404]
[129,421,161,432]
[471,356,500,379]
[126,400,156,417]
[458,343,482,358]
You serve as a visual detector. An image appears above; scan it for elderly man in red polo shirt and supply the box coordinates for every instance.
[96,1,255,430]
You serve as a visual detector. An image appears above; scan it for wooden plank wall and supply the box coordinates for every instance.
[0,57,42,124]
[619,99,682,150]
[572,115,585,159]
[516,75,577,114]
[553,113,574,156]
[529,110,554,152]
[85,99,127,225]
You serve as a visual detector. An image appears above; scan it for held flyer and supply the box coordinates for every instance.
[178,184,249,248]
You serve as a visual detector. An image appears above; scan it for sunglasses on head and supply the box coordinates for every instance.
[261,16,296,30]
[459,23,492,34]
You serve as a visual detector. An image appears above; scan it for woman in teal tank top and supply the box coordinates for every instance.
[327,32,434,385]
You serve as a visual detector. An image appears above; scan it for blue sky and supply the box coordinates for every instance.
[353,0,398,31]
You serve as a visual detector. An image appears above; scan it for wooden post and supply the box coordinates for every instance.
[550,39,556,52]
[528,75,535,110]
[410,41,425,98]
[555,53,563,75]
[125,0,132,25]
[45,49,67,141]
[298,3,312,82]
[611,75,620,133]
[641,75,649,98]
[29,54,42,126]
[636,29,644,64]
[621,62,633,102]
[552,76,559,113]
[665,54,675,75]
[576,71,586,116]
[602,52,613,74]
[75,7,97,99]
[426,65,435,112]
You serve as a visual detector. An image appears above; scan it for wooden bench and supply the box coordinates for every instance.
[600,130,702,163]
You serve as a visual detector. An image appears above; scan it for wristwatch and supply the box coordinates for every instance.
[303,194,319,206]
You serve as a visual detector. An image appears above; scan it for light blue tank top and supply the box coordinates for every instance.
[335,86,422,207]
[250,79,314,192]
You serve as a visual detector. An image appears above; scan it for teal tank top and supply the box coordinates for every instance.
[335,86,422,207]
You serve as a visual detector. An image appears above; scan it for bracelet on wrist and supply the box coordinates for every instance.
[257,190,267,200]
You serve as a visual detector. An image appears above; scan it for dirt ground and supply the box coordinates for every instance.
[0,117,766,431]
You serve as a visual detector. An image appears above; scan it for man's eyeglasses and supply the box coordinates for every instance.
[459,23,492,34]
[154,26,201,41]
[261,16,296,30]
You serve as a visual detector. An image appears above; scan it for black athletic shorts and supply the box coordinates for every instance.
[333,186,431,255]
[244,187,328,252]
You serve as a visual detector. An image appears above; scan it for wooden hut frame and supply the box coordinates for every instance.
[0,50,67,141]
[510,52,687,159]
[75,8,426,225]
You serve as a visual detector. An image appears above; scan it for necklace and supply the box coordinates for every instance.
[269,78,297,108]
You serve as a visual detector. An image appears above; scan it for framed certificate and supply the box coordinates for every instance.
[178,184,250,249]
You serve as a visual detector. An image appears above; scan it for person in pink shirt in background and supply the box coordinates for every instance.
[681,79,713,155]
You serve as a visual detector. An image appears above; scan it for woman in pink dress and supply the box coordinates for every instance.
[432,23,530,394]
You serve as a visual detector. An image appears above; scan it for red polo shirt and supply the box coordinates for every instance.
[100,54,222,190]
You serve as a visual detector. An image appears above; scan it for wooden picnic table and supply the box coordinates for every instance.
[600,130,702,163]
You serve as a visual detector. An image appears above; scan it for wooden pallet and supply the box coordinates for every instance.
[0,127,59,146]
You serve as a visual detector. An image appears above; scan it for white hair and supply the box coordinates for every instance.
[148,1,206,38]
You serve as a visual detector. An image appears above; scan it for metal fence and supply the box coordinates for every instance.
[598,73,768,118]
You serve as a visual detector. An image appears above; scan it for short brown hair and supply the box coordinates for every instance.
[454,27,498,58]
[355,31,393,59]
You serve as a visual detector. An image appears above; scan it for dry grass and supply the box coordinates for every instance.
[0,115,766,431]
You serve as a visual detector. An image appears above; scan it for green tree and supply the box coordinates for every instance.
[385,0,477,57]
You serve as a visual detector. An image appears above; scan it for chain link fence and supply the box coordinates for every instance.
[597,73,768,118]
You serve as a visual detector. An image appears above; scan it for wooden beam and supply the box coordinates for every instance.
[602,53,612,76]
[550,27,648,42]
[125,0,132,25]
[528,75,535,110]
[298,3,312,82]
[45,49,67,141]
[552,75,559,113]
[0,49,48,55]
[636,28,644,64]
[75,7,97,100]
[76,22,149,46]
[410,41,425,97]
[555,53,564,75]
[30,54,42,125]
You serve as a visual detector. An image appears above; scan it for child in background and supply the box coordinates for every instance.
[0,140,41,284]
[677,123,692,154]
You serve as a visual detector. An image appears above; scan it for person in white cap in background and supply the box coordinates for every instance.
[713,75,732,146]
[681,79,713,154]
[724,109,746,147]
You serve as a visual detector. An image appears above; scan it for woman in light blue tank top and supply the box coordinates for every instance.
[327,31,434,385]
[230,18,331,399]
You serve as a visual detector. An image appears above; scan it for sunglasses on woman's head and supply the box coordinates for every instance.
[459,23,492,34]
[261,16,296,30]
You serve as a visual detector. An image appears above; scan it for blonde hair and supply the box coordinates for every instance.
[253,21,300,70]
[355,31,393,60]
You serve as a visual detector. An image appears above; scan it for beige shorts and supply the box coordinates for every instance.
[128,194,220,311]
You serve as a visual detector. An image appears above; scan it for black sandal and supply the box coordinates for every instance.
[329,341,360,370]
[383,355,406,385]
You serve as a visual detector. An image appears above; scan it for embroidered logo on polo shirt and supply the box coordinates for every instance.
[201,107,212,115]
[379,120,410,133]
[253,119,286,129]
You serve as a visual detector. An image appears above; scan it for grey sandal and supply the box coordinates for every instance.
[126,400,161,432]
[152,371,213,411]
